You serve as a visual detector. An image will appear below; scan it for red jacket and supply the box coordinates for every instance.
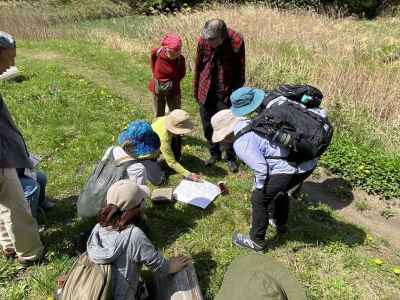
[193,28,246,104]
[148,47,186,96]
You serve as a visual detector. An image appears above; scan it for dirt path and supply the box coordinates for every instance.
[303,168,400,250]
[19,48,400,251]
[18,48,153,111]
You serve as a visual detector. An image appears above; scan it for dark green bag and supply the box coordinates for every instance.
[215,254,306,300]
[155,79,174,96]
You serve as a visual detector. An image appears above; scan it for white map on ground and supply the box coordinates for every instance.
[173,179,221,209]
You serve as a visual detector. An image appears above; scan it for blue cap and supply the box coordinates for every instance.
[118,120,160,158]
[230,87,266,117]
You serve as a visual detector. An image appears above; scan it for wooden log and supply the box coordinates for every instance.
[152,262,203,300]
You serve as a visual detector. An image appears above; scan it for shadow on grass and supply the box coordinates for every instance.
[185,136,207,148]
[39,196,96,257]
[269,199,366,250]
[302,177,354,210]
[192,250,217,297]
[181,154,228,177]
[146,203,216,250]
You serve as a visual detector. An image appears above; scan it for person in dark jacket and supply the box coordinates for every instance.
[0,31,44,265]
[193,19,245,173]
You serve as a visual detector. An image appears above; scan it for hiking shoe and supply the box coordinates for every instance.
[232,232,265,252]
[227,160,239,173]
[17,249,46,268]
[205,155,220,166]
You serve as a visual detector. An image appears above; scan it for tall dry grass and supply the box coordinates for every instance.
[0,0,131,40]
[116,4,399,150]
[1,6,59,40]
[0,4,80,40]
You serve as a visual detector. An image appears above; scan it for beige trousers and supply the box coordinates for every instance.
[0,168,43,260]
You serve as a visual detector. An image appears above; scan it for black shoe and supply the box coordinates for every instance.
[205,156,220,166]
[227,160,239,173]
[232,232,265,252]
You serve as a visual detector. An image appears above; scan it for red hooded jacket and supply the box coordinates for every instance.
[148,47,186,96]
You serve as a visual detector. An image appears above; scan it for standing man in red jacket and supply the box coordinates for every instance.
[194,19,245,172]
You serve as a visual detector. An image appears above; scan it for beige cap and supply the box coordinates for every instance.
[211,109,241,143]
[106,180,150,211]
[165,109,194,135]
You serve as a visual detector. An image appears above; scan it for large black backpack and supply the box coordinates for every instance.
[266,84,323,108]
[236,96,333,163]
[77,148,136,218]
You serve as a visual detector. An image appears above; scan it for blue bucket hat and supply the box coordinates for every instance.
[230,87,266,117]
[118,120,160,159]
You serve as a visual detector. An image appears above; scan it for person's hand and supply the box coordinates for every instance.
[168,255,191,274]
[188,173,202,182]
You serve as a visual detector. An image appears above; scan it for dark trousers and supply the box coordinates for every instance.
[199,97,236,161]
[250,170,314,244]
[171,135,182,162]
[152,94,181,117]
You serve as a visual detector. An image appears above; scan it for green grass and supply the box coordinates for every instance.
[19,34,400,199]
[1,15,400,299]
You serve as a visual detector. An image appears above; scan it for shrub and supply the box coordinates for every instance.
[122,0,382,18]
[321,135,400,199]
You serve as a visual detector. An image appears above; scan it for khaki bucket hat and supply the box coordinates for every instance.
[165,109,194,135]
[211,109,241,143]
[106,180,150,211]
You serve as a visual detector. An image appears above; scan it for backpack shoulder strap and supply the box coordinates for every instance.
[107,147,116,161]
[234,124,293,162]
[114,156,137,167]
[234,124,253,141]
[150,48,162,71]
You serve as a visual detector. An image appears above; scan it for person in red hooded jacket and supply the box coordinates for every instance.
[148,33,186,117]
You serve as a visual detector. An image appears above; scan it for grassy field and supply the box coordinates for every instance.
[1,4,400,300]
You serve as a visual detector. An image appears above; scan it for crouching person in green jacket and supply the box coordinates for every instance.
[152,109,202,182]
